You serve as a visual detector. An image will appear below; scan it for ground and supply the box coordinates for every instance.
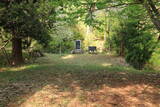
[0,54,160,107]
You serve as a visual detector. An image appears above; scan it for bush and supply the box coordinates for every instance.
[112,20,156,70]
[110,5,156,70]
[45,40,74,53]
[124,22,156,69]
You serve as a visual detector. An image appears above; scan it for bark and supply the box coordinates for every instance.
[143,0,160,31]
[119,41,125,56]
[12,37,24,65]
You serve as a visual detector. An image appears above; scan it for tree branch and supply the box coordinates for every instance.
[0,39,10,50]
[106,2,141,9]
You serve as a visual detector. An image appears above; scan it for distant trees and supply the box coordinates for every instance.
[45,25,83,54]
[0,0,159,67]
[68,0,159,69]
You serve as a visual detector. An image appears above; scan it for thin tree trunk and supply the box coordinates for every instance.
[12,37,24,65]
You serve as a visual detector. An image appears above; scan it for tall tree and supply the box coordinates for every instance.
[0,1,51,65]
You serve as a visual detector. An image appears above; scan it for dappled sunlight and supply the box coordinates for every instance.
[17,84,61,107]
[85,84,160,107]
[1,54,160,107]
[61,54,75,60]
[57,54,130,67]
[15,84,82,107]
[101,63,112,67]
[0,64,39,72]
[0,0,160,105]
[9,83,160,107]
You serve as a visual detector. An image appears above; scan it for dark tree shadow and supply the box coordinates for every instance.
[0,63,160,107]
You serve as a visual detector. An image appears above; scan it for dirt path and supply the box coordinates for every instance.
[0,54,160,107]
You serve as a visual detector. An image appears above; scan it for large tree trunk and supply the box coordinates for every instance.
[12,37,24,65]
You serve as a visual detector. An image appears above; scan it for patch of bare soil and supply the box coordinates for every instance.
[1,54,160,107]
[6,82,160,107]
[0,83,33,107]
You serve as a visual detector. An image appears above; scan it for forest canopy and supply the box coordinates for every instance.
[0,0,159,69]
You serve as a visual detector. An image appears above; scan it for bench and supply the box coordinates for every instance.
[88,46,97,54]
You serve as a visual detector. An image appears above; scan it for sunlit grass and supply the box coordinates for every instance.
[0,54,160,107]
[61,55,75,60]
[101,63,112,67]
[1,64,39,72]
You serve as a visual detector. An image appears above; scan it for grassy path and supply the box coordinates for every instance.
[0,54,160,107]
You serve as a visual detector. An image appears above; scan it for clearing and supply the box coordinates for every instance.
[0,54,160,107]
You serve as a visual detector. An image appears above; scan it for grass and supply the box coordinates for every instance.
[0,54,160,107]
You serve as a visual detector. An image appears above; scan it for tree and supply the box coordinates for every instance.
[111,5,156,69]
[45,24,83,54]
[124,22,155,69]
[74,0,160,33]
[0,1,51,65]
[137,0,160,32]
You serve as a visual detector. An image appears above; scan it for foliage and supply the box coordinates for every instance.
[45,24,84,53]
[149,42,160,70]
[124,23,156,69]
[111,5,156,69]
[0,0,159,67]
[0,1,54,65]
[0,2,51,47]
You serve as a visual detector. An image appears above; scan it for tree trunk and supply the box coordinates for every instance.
[119,41,125,56]
[143,0,160,31]
[12,37,24,65]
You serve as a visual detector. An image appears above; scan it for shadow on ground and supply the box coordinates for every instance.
[0,54,160,107]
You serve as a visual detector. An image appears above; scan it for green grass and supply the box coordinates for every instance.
[0,54,160,107]
[0,53,159,86]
